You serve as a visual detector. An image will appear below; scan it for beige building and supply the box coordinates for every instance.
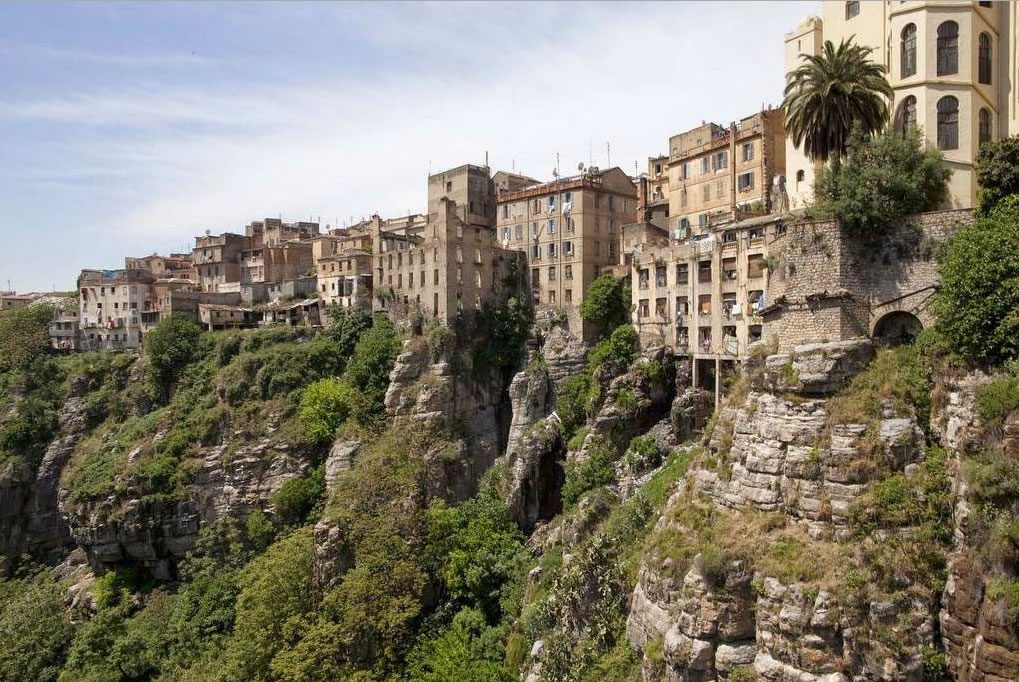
[317,249,373,308]
[124,253,194,280]
[631,214,777,361]
[664,111,786,239]
[495,166,638,335]
[192,232,246,292]
[78,269,157,350]
[239,240,314,285]
[786,1,1019,209]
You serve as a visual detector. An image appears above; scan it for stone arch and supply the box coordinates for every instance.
[872,310,923,345]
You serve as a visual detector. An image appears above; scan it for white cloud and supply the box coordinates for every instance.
[3,1,815,287]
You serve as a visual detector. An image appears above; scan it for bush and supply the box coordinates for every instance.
[623,435,661,474]
[298,378,353,444]
[0,304,53,376]
[976,135,1019,216]
[579,275,629,340]
[145,317,202,400]
[933,196,1019,365]
[270,466,325,526]
[561,444,619,508]
[814,126,950,239]
[0,575,74,682]
[341,315,400,430]
[975,370,1019,427]
[556,373,593,440]
[588,325,638,373]
[324,305,373,359]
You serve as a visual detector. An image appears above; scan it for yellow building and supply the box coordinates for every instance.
[665,111,786,238]
[786,1,1019,209]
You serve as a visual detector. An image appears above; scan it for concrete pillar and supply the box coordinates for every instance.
[715,356,721,406]
[692,356,699,388]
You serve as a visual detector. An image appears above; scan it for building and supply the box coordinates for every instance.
[637,155,671,229]
[786,1,1019,209]
[665,110,786,239]
[239,240,314,285]
[192,232,246,292]
[245,217,320,247]
[124,253,194,280]
[78,269,157,350]
[495,166,638,335]
[317,249,373,308]
[1,292,39,310]
[631,214,778,364]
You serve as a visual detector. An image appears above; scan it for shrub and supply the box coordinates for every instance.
[145,317,202,400]
[324,304,374,359]
[814,126,950,239]
[0,575,74,682]
[933,196,1019,365]
[342,315,400,430]
[556,373,593,440]
[298,377,353,444]
[270,466,325,526]
[975,371,1019,427]
[588,324,638,373]
[426,320,456,362]
[561,444,619,508]
[579,275,629,340]
[623,435,661,474]
[976,135,1019,216]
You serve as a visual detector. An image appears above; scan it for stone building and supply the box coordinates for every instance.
[495,166,638,336]
[786,1,1019,210]
[637,155,670,228]
[245,217,320,247]
[77,268,157,350]
[192,232,246,292]
[664,110,786,238]
[124,253,194,280]
[0,292,38,310]
[317,249,373,308]
[239,240,314,285]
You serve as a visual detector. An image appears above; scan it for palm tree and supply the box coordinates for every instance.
[783,38,893,162]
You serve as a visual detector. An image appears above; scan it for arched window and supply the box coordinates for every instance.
[979,108,992,146]
[937,96,959,150]
[895,96,918,134]
[845,1,860,19]
[979,33,992,85]
[901,24,917,78]
[937,21,958,76]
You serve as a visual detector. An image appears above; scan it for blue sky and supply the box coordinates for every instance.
[0,1,814,292]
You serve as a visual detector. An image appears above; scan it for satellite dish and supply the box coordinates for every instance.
[205,229,211,236]
[552,168,559,178]
[578,162,586,172]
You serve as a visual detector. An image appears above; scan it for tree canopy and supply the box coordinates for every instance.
[782,38,893,162]
[975,135,1019,217]
[579,275,629,340]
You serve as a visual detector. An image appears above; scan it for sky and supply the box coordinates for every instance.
[0,1,815,292]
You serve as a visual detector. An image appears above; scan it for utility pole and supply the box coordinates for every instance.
[606,142,611,167]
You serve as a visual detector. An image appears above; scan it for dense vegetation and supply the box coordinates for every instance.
[814,125,950,238]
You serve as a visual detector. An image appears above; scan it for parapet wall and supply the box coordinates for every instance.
[763,209,972,350]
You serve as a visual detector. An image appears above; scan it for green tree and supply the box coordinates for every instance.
[579,275,629,340]
[933,196,1019,365]
[976,135,1019,216]
[783,38,893,162]
[324,305,373,359]
[298,377,353,444]
[405,608,514,682]
[814,126,950,237]
[0,576,74,682]
[0,304,52,377]
[587,324,639,373]
[145,316,202,401]
[341,315,399,430]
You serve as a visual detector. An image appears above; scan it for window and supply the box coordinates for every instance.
[564,191,572,203]
[747,254,766,278]
[456,267,462,284]
[548,243,556,258]
[697,294,712,315]
[895,96,917,135]
[565,264,573,280]
[741,142,754,162]
[515,224,523,240]
[408,272,414,288]
[548,290,556,304]
[548,266,556,281]
[655,265,667,287]
[712,151,728,171]
[682,162,691,179]
[700,157,710,174]
[845,1,859,19]
[502,204,509,219]
[698,260,712,283]
[979,33,992,85]
[722,231,736,244]
[594,241,601,256]
[548,194,556,209]
[501,227,510,241]
[702,184,711,201]
[638,299,649,318]
[475,270,481,287]
[937,21,958,76]
[979,108,992,146]
[564,241,574,256]
[901,24,916,78]
[676,263,689,284]
[530,222,538,238]
[716,180,725,198]
[530,244,540,259]
[795,169,805,183]
[548,219,556,234]
[564,289,572,304]
[737,171,755,191]
[680,189,688,208]
[979,1,991,7]
[474,248,482,264]
[937,96,959,150]
[698,214,708,228]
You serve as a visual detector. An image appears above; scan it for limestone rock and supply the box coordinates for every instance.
[762,340,873,396]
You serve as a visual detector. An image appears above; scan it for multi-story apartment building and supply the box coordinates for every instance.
[631,214,778,358]
[78,268,157,350]
[637,155,670,228]
[786,1,1019,210]
[317,249,373,308]
[192,232,246,292]
[665,111,786,239]
[239,240,313,285]
[245,217,320,247]
[495,166,638,336]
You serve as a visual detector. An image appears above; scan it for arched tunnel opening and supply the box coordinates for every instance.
[873,311,923,346]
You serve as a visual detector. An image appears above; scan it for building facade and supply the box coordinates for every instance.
[495,166,638,335]
[78,269,157,350]
[665,110,787,239]
[317,250,373,308]
[786,1,1019,209]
